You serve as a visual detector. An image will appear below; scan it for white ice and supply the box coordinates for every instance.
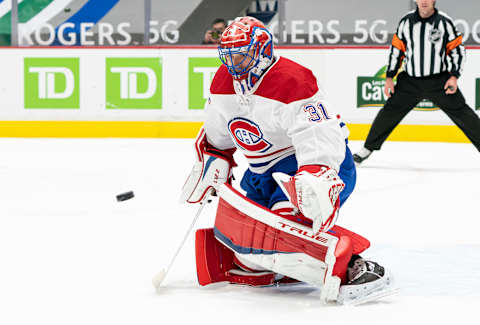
[0,138,479,325]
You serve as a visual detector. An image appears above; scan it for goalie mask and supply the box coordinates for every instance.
[218,16,274,94]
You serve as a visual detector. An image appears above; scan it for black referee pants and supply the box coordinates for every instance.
[364,71,480,152]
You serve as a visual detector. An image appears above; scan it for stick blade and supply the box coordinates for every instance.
[152,269,166,291]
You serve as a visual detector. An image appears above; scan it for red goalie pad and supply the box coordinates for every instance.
[329,225,370,255]
[278,211,370,255]
[213,184,371,284]
[195,228,277,286]
[195,227,234,285]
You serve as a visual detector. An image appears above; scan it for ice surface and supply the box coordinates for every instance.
[0,138,479,325]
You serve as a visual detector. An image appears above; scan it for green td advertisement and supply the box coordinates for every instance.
[357,66,438,111]
[106,58,162,109]
[189,58,221,109]
[24,58,80,109]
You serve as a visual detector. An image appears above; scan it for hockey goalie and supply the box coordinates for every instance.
[180,16,395,305]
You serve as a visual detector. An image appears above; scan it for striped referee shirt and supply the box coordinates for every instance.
[386,8,465,79]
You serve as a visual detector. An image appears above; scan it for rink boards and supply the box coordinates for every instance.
[0,46,479,140]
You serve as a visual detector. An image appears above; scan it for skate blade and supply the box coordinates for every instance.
[339,287,399,306]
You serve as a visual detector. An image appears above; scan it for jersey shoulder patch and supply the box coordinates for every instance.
[210,65,235,95]
[255,57,319,104]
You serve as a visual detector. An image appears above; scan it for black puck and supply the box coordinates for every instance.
[116,191,134,202]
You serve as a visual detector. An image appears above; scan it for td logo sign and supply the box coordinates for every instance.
[24,58,79,109]
[106,58,162,109]
[189,58,221,109]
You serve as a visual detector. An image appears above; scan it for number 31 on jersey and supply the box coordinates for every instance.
[303,102,331,122]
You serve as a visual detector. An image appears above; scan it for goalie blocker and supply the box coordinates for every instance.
[195,183,384,302]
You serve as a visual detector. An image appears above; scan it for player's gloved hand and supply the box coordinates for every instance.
[180,128,236,204]
[282,165,345,233]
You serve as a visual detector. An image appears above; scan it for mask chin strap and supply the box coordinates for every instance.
[233,55,274,96]
[233,79,251,98]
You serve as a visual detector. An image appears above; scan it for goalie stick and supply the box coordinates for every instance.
[152,191,212,291]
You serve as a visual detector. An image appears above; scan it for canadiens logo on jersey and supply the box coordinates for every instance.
[228,118,272,152]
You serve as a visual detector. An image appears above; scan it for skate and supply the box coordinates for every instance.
[353,148,372,164]
[336,255,397,305]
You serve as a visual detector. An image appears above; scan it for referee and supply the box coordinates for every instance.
[354,0,480,163]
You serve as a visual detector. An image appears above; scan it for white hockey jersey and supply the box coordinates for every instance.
[204,56,349,174]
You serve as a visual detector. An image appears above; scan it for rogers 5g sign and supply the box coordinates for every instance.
[19,21,179,46]
[15,19,480,46]
[269,19,480,45]
[269,19,389,44]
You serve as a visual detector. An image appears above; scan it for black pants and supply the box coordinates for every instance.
[364,71,480,152]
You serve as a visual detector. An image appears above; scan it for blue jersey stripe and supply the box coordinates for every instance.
[249,160,272,168]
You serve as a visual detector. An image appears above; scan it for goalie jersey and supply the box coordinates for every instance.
[204,56,349,174]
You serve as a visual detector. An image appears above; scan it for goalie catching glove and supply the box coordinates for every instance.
[273,165,345,233]
[180,128,236,204]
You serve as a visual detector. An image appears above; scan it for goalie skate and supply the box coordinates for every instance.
[336,258,397,305]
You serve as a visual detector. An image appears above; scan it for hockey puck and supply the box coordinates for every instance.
[116,191,134,202]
